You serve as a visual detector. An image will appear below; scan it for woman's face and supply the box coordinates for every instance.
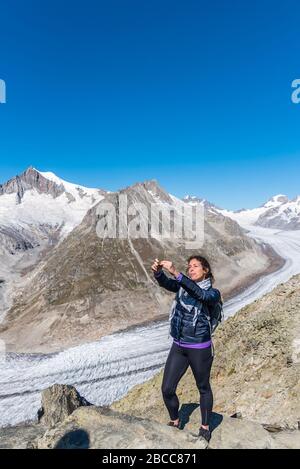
[187,258,208,282]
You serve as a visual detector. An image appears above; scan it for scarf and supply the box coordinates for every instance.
[168,276,212,332]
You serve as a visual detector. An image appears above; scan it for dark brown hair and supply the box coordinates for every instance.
[186,255,215,283]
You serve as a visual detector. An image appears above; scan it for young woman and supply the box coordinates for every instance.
[151,255,221,443]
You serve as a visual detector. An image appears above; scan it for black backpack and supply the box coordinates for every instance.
[207,297,224,335]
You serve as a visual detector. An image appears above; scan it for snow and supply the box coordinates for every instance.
[215,206,267,225]
[183,195,198,200]
[182,195,205,205]
[37,169,102,200]
[215,193,299,226]
[0,171,105,238]
[147,189,162,202]
[263,194,288,208]
[275,199,300,218]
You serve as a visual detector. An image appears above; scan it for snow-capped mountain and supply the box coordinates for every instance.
[182,194,222,213]
[0,166,107,255]
[215,193,300,230]
[255,195,300,229]
[0,166,107,321]
[182,194,206,204]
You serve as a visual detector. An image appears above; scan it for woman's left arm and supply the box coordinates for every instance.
[177,273,221,304]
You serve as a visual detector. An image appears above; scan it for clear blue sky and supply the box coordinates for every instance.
[0,0,299,210]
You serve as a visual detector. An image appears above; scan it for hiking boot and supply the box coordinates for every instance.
[198,426,211,443]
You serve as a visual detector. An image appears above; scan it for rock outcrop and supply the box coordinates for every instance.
[0,167,65,203]
[38,384,91,428]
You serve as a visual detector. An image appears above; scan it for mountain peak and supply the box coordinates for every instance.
[262,194,289,208]
[182,194,205,203]
[182,194,223,212]
[21,166,44,178]
[0,166,65,203]
[1,165,105,200]
[118,178,173,204]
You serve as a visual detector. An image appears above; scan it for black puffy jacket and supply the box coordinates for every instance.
[154,270,221,343]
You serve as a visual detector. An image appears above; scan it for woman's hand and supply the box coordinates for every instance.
[160,260,180,278]
[151,258,163,273]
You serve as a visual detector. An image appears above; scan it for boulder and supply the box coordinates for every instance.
[38,383,91,428]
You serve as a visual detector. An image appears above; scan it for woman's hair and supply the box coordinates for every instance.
[186,255,215,283]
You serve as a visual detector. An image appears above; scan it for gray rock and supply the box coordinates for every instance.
[31,406,290,450]
[208,415,274,449]
[39,384,91,428]
[33,406,209,449]
[0,422,47,449]
[270,430,300,449]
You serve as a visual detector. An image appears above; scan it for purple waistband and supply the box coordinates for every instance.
[173,339,212,349]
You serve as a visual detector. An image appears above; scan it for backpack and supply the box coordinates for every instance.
[206,298,224,335]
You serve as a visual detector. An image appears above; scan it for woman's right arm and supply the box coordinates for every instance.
[153,270,180,293]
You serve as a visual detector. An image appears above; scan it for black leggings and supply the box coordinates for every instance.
[161,342,214,426]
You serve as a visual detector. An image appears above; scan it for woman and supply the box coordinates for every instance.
[151,255,221,443]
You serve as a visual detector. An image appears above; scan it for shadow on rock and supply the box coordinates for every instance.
[54,429,90,449]
[178,403,223,433]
